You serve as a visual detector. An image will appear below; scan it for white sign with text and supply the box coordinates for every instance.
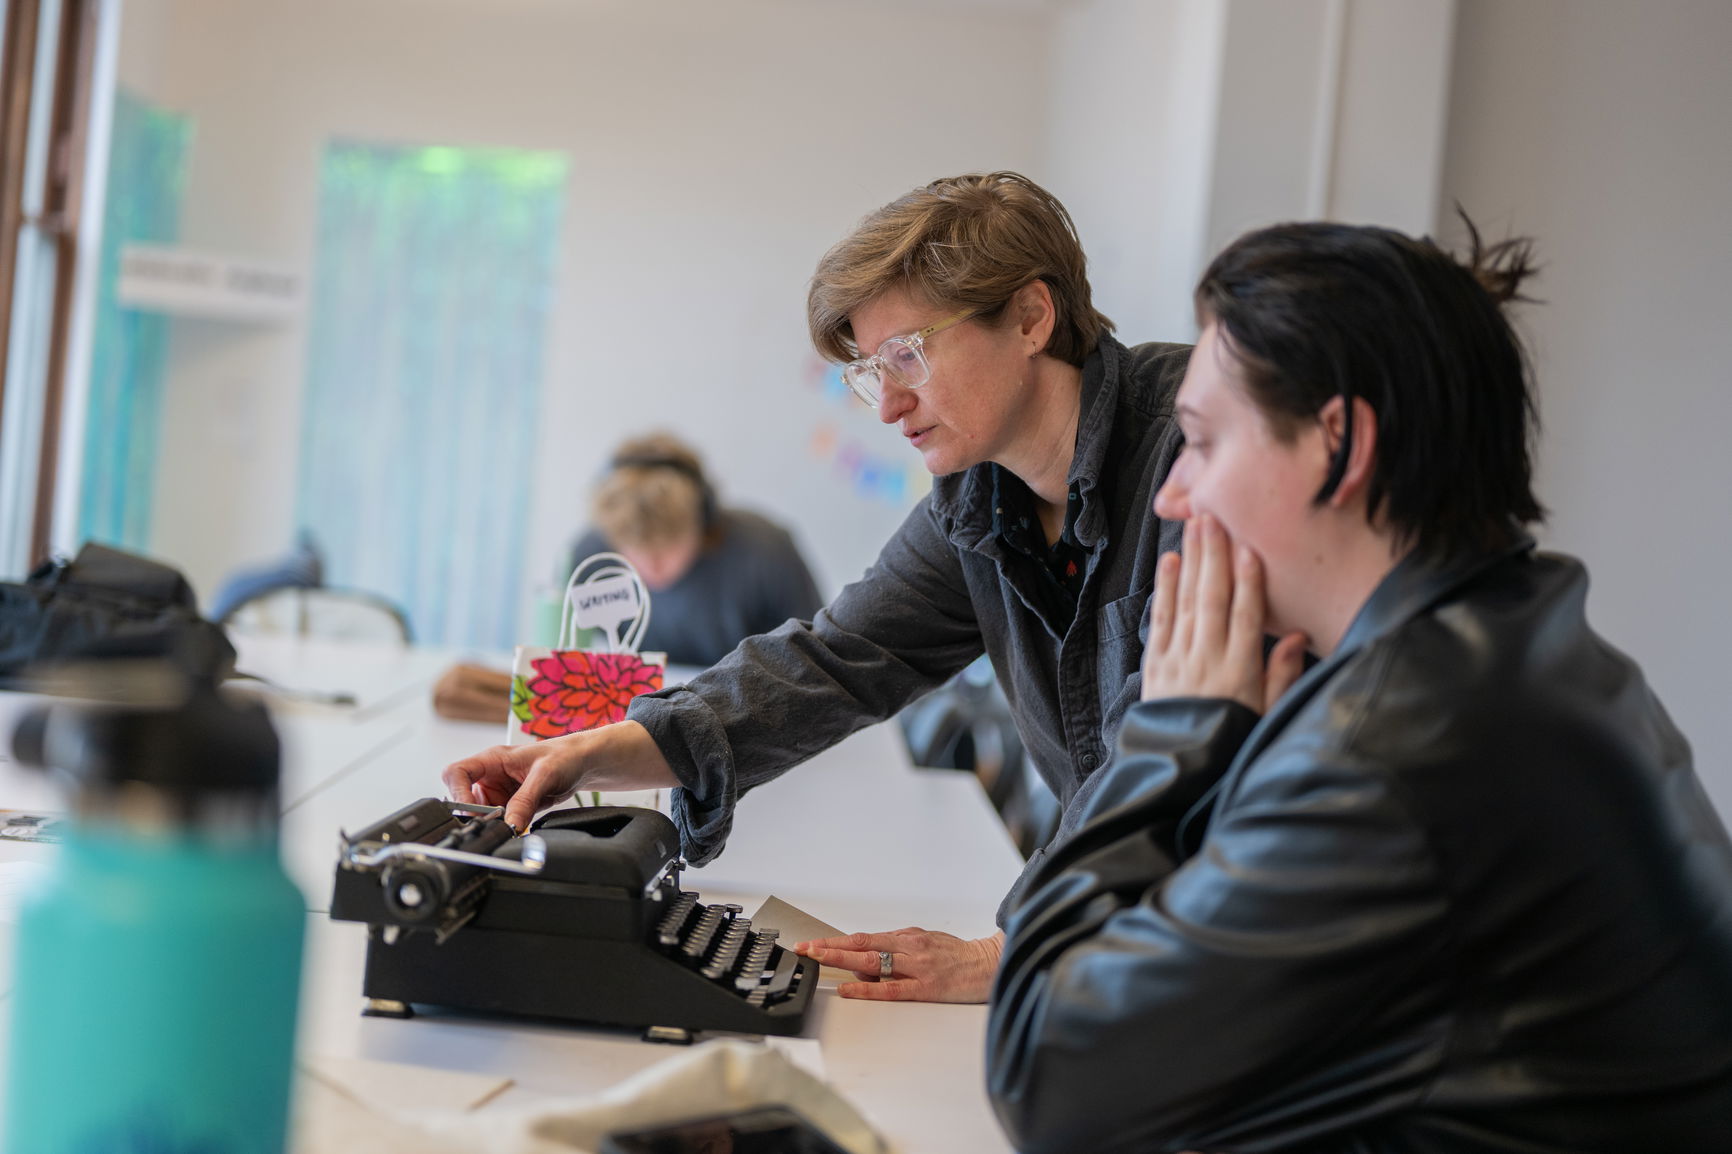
[117,244,302,321]
[567,573,645,637]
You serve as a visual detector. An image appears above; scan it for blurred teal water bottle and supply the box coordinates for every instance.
[4,671,304,1153]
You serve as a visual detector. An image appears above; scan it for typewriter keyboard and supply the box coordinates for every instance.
[653,892,803,1008]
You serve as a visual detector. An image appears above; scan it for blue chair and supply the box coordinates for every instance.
[211,535,412,645]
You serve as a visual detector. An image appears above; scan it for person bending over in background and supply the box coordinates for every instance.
[431,433,821,720]
[986,219,1732,1152]
[570,432,823,668]
[445,171,1197,1002]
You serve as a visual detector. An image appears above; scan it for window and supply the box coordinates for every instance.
[0,0,111,576]
[75,89,190,550]
[296,142,568,647]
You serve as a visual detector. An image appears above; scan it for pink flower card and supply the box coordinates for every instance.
[507,647,667,744]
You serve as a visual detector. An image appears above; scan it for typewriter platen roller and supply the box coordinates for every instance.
[329,799,817,1037]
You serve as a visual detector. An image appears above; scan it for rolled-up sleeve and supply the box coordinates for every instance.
[628,495,984,864]
[988,696,1449,1154]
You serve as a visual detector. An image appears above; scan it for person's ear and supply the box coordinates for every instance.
[1318,394,1378,509]
[1015,280,1056,356]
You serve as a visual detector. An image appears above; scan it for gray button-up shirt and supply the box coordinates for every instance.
[628,335,1190,912]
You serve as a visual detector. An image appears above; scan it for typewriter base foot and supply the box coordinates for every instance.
[363,998,413,1019]
[643,1025,695,1045]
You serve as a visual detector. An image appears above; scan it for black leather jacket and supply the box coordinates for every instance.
[988,541,1732,1153]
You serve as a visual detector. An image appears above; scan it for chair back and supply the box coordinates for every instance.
[220,587,412,645]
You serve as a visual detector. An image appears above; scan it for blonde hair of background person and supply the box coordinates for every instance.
[444,172,1198,1004]
[589,433,710,590]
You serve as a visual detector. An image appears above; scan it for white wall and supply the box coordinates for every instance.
[1042,0,1455,347]
[1042,0,1226,346]
[115,0,172,92]
[111,0,1460,630]
[1439,0,1732,816]
[117,0,1054,615]
[1327,0,1455,233]
[1207,0,1456,251]
[1206,0,1339,252]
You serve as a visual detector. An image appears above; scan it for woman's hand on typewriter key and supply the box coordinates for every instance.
[442,721,679,832]
[793,928,1006,1003]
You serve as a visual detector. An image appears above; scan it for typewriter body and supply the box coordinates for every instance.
[329,798,817,1038]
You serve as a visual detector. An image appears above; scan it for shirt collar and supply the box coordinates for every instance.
[1063,335,1123,548]
[991,466,1085,551]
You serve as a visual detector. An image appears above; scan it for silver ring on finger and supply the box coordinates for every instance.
[878,950,894,978]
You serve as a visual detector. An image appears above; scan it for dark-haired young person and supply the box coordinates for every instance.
[569,432,823,668]
[446,173,1193,1002]
[987,221,1732,1152]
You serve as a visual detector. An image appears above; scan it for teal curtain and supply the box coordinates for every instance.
[78,89,192,549]
[297,143,568,648]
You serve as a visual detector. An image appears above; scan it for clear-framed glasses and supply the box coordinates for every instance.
[840,308,978,407]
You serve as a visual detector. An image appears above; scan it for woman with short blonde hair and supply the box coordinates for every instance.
[449,172,1199,1004]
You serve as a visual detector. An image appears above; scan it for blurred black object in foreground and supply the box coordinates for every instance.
[0,542,235,686]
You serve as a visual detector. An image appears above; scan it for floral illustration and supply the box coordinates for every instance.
[518,650,664,739]
[510,675,532,724]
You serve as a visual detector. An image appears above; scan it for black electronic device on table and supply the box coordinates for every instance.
[328,798,817,1039]
[600,1105,852,1154]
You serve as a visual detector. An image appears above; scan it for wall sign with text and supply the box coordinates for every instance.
[116,244,303,321]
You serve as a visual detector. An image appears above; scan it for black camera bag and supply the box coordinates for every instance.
[0,543,236,682]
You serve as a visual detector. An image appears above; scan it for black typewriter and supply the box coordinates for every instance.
[329,798,817,1039]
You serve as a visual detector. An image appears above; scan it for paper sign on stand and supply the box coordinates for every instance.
[507,553,666,810]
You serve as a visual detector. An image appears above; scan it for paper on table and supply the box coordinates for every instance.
[765,1035,828,1084]
[300,1054,511,1112]
[750,895,856,984]
[292,1076,467,1154]
[0,861,49,923]
[291,1056,510,1154]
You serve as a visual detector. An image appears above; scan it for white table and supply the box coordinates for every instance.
[0,640,1026,1152]
[230,633,470,718]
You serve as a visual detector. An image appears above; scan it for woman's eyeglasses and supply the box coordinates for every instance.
[839,308,977,407]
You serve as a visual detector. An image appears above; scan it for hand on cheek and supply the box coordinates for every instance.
[1142,515,1308,714]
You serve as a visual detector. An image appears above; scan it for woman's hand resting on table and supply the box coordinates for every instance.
[1143,515,1307,712]
[793,928,1006,1003]
[441,720,678,832]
